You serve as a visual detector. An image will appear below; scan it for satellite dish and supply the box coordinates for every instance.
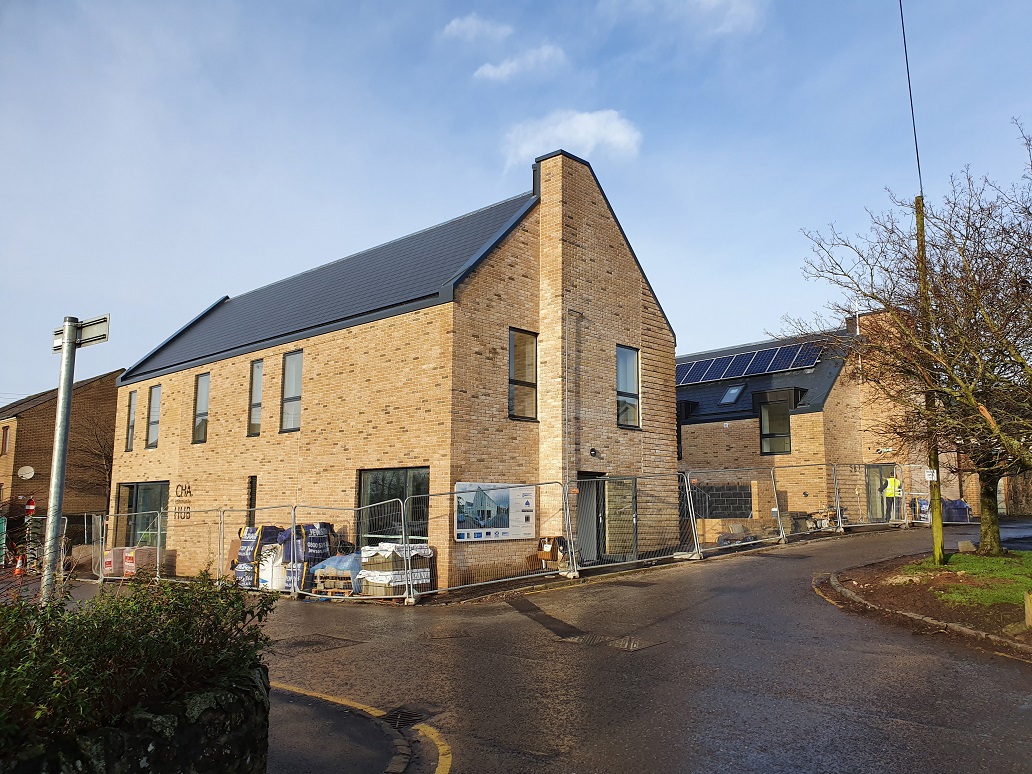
[17,466,34,480]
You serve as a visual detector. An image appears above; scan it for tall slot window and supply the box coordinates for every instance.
[146,385,162,449]
[248,360,263,436]
[246,475,257,527]
[125,391,137,451]
[280,351,303,432]
[616,345,640,428]
[192,373,210,443]
[760,400,791,454]
[1,425,9,455]
[508,328,538,419]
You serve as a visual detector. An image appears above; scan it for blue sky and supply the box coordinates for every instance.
[2,1,1031,399]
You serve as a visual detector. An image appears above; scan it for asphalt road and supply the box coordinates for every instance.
[265,524,1032,774]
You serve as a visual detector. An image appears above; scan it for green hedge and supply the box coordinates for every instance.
[0,572,276,751]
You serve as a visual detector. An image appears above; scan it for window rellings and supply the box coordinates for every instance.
[248,360,263,436]
[508,328,537,419]
[280,351,303,432]
[760,400,791,454]
[125,390,137,451]
[192,373,210,443]
[616,345,640,428]
[146,385,161,449]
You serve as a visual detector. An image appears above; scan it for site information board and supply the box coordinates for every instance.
[454,482,536,541]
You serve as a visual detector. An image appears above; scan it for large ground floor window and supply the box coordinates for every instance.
[116,481,169,547]
[358,467,430,545]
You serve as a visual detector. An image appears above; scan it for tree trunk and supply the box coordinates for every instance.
[978,474,1003,556]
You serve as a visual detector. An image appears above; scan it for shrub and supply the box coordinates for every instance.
[0,572,276,751]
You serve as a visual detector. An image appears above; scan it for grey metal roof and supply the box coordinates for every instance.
[676,332,849,423]
[120,192,538,385]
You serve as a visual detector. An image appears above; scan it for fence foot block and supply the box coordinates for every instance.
[672,551,703,561]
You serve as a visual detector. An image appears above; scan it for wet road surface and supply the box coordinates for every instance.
[265,525,1032,773]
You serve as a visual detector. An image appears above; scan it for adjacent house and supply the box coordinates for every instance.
[674,319,977,542]
[109,151,679,586]
[0,370,122,547]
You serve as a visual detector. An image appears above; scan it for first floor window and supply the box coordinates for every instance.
[509,328,537,419]
[115,481,169,547]
[248,360,263,436]
[358,467,430,545]
[193,373,210,443]
[125,391,137,451]
[617,345,640,428]
[146,385,162,448]
[281,351,302,431]
[760,400,791,454]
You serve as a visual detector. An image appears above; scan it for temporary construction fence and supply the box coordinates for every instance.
[899,463,977,524]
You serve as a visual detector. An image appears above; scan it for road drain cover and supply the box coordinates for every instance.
[273,633,361,656]
[560,633,612,646]
[607,636,663,652]
[381,708,425,729]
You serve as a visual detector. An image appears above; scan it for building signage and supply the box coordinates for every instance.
[454,482,535,542]
[172,483,192,520]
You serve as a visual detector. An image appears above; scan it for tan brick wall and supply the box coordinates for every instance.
[110,153,679,584]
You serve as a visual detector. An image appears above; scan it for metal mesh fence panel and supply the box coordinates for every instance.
[567,474,692,571]
[900,464,931,524]
[831,463,909,526]
[22,515,69,578]
[96,510,161,580]
[222,505,294,585]
[406,481,570,599]
[293,502,408,601]
[770,464,840,536]
[158,507,222,578]
[683,468,784,552]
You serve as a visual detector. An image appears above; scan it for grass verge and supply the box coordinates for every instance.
[904,550,1032,607]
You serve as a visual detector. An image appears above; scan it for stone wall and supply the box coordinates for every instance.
[2,668,269,774]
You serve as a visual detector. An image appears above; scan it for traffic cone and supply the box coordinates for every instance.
[13,554,25,576]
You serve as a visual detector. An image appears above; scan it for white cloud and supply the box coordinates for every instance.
[598,0,763,37]
[442,13,513,42]
[473,44,566,82]
[503,109,642,167]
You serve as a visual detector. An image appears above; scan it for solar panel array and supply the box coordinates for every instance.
[676,342,823,386]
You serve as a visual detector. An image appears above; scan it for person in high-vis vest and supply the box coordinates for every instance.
[880,475,903,520]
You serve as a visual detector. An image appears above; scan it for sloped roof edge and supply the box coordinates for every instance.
[0,369,124,420]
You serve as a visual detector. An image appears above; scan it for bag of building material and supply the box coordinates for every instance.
[278,523,334,564]
[235,525,283,589]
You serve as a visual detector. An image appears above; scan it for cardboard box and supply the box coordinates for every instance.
[537,537,564,561]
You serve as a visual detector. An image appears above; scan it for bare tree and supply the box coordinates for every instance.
[796,130,1032,555]
[65,411,115,500]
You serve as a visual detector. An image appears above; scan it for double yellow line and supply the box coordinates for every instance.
[271,681,452,773]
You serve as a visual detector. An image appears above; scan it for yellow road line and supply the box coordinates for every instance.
[812,581,844,608]
[271,680,453,773]
[414,722,453,774]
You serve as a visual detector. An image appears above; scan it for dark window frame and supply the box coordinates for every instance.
[192,373,210,444]
[247,359,263,437]
[125,390,137,452]
[719,384,746,405]
[280,350,303,433]
[146,385,161,449]
[508,328,538,420]
[246,475,258,528]
[759,400,792,455]
[1,424,9,455]
[616,345,641,429]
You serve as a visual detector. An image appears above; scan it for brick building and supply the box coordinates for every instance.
[674,324,975,541]
[0,370,122,545]
[109,151,678,584]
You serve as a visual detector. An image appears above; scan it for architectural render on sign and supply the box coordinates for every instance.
[109,152,678,586]
[0,370,122,546]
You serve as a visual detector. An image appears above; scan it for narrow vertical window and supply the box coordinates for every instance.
[248,360,263,436]
[192,373,210,443]
[760,400,791,454]
[125,391,137,451]
[508,328,537,419]
[617,346,640,428]
[246,475,257,528]
[146,385,162,449]
[1,425,8,455]
[280,351,302,431]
